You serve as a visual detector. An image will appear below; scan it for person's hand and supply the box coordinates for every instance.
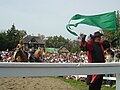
[78,33,86,42]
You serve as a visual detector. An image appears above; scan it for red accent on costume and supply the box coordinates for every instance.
[80,40,105,84]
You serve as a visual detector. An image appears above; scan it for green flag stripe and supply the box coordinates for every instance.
[66,25,78,36]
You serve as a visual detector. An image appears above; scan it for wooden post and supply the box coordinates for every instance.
[116,74,120,90]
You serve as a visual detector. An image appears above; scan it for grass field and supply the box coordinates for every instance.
[58,77,116,90]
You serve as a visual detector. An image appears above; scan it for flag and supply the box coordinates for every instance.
[66,11,117,36]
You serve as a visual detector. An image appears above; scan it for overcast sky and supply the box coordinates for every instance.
[0,0,120,40]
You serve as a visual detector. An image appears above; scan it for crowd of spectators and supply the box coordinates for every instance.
[0,49,88,63]
[0,50,14,62]
[0,48,120,63]
[43,51,88,63]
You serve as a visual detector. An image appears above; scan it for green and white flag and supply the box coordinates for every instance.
[66,11,117,36]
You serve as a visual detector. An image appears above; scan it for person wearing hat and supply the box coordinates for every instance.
[80,31,110,90]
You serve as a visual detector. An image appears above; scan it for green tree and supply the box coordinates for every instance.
[0,32,8,50]
[45,35,81,52]
[45,35,71,48]
[6,24,27,50]
[70,40,81,53]
[102,29,120,48]
[102,11,120,48]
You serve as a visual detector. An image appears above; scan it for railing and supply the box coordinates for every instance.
[70,75,116,81]
[0,62,120,90]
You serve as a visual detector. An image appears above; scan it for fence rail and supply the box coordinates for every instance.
[0,62,120,90]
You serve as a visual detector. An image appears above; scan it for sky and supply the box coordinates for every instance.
[0,0,120,40]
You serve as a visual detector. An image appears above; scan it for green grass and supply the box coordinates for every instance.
[57,77,116,90]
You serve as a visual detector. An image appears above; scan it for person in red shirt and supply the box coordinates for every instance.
[80,31,110,90]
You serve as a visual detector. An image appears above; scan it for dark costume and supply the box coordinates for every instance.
[80,32,110,90]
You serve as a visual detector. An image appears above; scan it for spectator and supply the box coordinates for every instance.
[80,31,110,90]
[0,53,2,62]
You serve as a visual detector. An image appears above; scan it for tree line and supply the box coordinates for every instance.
[0,24,80,52]
[0,21,120,52]
[0,24,27,51]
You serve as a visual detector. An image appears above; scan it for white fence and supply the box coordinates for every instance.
[0,62,120,90]
[71,75,116,81]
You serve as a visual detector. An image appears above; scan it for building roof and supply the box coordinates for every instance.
[22,35,45,44]
[58,46,69,53]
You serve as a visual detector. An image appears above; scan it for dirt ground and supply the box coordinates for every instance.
[0,77,80,90]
